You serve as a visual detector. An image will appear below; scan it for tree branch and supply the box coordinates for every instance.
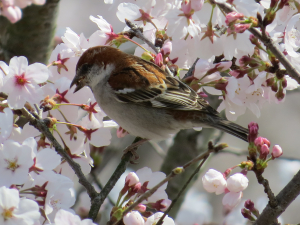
[212,0,300,84]
[254,168,300,225]
[21,107,98,199]
[88,150,132,221]
[89,137,145,221]
[124,19,173,77]
[125,19,160,54]
[156,142,213,225]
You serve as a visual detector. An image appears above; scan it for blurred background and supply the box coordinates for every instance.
[56,1,300,224]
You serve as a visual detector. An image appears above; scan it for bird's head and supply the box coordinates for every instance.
[70,46,124,92]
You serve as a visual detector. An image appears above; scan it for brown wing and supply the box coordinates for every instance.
[108,56,217,113]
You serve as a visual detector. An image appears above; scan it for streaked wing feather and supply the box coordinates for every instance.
[110,58,217,113]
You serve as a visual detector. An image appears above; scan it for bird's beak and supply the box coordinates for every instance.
[70,77,84,93]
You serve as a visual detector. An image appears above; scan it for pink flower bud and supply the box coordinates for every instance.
[225,12,244,25]
[150,199,172,211]
[266,77,275,86]
[181,0,192,14]
[2,6,22,24]
[155,53,163,67]
[249,34,259,45]
[123,211,145,225]
[259,144,269,160]
[234,24,251,33]
[216,61,232,72]
[275,90,285,101]
[227,173,249,192]
[272,145,283,159]
[239,56,252,67]
[198,91,208,98]
[117,127,129,138]
[135,204,146,213]
[281,78,287,88]
[2,0,14,7]
[244,199,254,211]
[191,0,204,11]
[241,208,254,221]
[254,137,270,148]
[160,199,172,211]
[248,122,259,143]
[271,82,278,92]
[125,172,139,187]
[161,41,172,55]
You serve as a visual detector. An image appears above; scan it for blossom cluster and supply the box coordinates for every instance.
[202,169,249,209]
[0,0,298,224]
[115,168,174,225]
[0,0,46,23]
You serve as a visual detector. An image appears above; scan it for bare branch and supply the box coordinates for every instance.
[21,107,98,199]
[89,137,146,221]
[156,142,213,225]
[212,0,300,84]
[125,19,160,54]
[254,169,300,225]
[124,19,173,77]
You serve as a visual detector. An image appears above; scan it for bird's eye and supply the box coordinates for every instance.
[81,63,91,74]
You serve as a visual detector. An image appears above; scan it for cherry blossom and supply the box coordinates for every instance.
[135,167,169,203]
[0,186,40,225]
[89,15,120,46]
[0,108,13,143]
[284,14,300,58]
[165,0,202,39]
[227,173,249,193]
[202,169,227,195]
[1,5,22,23]
[145,212,175,225]
[0,139,34,186]
[222,191,243,209]
[125,172,140,187]
[116,1,168,31]
[272,145,283,159]
[54,209,96,225]
[1,56,49,109]
[123,211,145,225]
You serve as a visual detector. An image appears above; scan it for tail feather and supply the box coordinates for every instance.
[211,119,249,142]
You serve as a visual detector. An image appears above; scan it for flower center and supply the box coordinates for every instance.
[15,73,29,86]
[2,207,15,221]
[6,158,19,171]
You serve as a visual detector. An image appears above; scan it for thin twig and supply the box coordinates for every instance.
[156,149,211,225]
[112,141,221,225]
[125,19,160,54]
[212,0,300,84]
[183,58,199,79]
[149,141,166,157]
[88,137,146,221]
[220,149,300,161]
[21,107,98,199]
[124,19,173,77]
[254,173,277,208]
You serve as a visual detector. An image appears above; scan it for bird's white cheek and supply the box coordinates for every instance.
[88,63,115,90]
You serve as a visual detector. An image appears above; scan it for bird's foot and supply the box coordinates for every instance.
[122,138,148,163]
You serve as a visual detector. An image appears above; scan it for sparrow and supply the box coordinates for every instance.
[70,46,248,141]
